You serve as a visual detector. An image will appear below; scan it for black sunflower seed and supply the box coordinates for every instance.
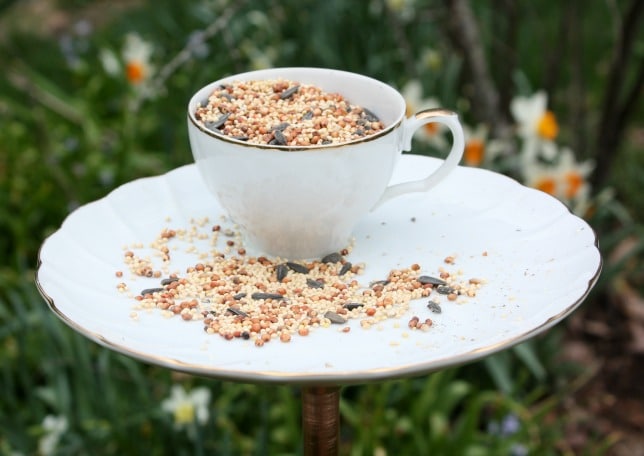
[205,112,230,131]
[302,110,314,120]
[306,278,324,289]
[226,307,249,317]
[233,292,247,300]
[343,302,363,311]
[273,129,287,145]
[436,285,457,295]
[160,277,179,286]
[417,276,447,286]
[270,122,290,132]
[339,262,352,276]
[362,108,380,122]
[276,264,288,282]
[370,280,390,288]
[324,311,347,324]
[321,252,343,263]
[286,262,309,274]
[251,292,284,300]
[140,287,165,296]
[427,301,442,314]
[232,136,249,141]
[280,85,300,99]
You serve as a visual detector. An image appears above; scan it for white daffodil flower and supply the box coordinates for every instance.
[400,80,447,149]
[161,384,211,431]
[38,415,68,456]
[122,33,154,85]
[510,91,559,141]
[522,145,594,216]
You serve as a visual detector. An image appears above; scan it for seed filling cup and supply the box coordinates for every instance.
[188,67,464,259]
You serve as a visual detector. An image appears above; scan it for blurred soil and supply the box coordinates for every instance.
[558,236,644,455]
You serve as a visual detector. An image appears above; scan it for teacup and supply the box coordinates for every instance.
[187,67,464,259]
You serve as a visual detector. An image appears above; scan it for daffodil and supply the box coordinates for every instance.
[510,91,559,141]
[522,145,593,215]
[122,33,154,85]
[462,124,488,167]
[161,384,211,431]
[38,415,68,456]
[400,80,447,149]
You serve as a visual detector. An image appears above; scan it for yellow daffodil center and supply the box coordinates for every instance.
[537,111,558,140]
[174,403,195,425]
[535,177,556,196]
[464,139,485,166]
[126,61,146,84]
[564,171,583,199]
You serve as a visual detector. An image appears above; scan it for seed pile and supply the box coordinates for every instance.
[194,79,385,146]
[116,218,485,347]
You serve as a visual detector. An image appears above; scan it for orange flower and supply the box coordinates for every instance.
[563,171,584,199]
[126,61,146,85]
[535,176,556,196]
[122,33,154,86]
[464,138,485,166]
[537,111,559,140]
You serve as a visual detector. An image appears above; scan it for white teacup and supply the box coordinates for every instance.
[187,67,464,259]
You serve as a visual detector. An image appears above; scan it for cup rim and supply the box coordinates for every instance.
[187,67,405,151]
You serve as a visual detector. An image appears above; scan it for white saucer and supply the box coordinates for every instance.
[36,155,601,385]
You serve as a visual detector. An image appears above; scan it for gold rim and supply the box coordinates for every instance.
[187,113,403,152]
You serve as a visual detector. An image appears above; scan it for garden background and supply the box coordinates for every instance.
[1,0,642,454]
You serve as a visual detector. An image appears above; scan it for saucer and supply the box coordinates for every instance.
[36,155,601,385]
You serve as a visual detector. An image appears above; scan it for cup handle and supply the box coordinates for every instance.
[372,108,465,210]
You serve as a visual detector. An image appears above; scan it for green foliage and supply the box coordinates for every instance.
[0,0,639,454]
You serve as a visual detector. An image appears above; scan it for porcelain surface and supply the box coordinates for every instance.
[188,67,464,258]
[36,155,601,385]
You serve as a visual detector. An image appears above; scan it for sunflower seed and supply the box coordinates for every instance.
[321,252,342,263]
[273,129,287,145]
[306,278,324,289]
[233,292,247,300]
[362,108,380,122]
[418,276,447,286]
[280,85,300,99]
[270,122,290,132]
[276,264,288,282]
[324,311,347,324]
[286,262,310,274]
[427,301,442,314]
[339,262,352,276]
[251,292,284,300]
[160,277,179,286]
[140,287,164,295]
[205,112,230,130]
[370,280,390,288]
[436,285,457,295]
[302,110,314,120]
[227,307,249,317]
[343,302,363,311]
